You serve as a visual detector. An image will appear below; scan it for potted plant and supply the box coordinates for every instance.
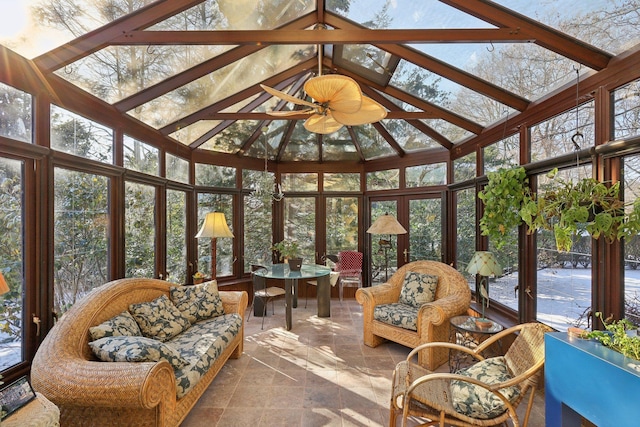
[478,166,529,249]
[520,168,640,252]
[583,312,640,361]
[192,271,205,284]
[272,240,303,271]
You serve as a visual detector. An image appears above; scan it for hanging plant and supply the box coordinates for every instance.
[520,168,640,252]
[478,166,529,249]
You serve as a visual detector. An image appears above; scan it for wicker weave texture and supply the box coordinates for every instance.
[31,277,248,427]
[356,260,471,370]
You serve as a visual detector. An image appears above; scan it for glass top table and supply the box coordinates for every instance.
[253,264,331,330]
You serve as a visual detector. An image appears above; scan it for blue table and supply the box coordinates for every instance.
[254,264,331,330]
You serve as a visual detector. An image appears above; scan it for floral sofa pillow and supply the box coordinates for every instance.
[129,295,191,342]
[398,272,439,308]
[450,356,521,419]
[170,280,225,324]
[89,310,142,341]
[89,335,188,372]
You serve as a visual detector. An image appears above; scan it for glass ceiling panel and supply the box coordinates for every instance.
[326,0,493,30]
[355,124,395,160]
[421,118,475,145]
[391,60,511,127]
[382,120,441,152]
[170,120,221,145]
[200,120,259,154]
[322,128,360,162]
[494,0,640,55]
[244,121,287,160]
[55,45,233,104]
[150,0,315,31]
[0,0,159,58]
[128,44,315,129]
[281,121,318,161]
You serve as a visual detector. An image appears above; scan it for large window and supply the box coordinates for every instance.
[535,166,592,330]
[326,197,359,255]
[50,105,113,163]
[53,168,109,315]
[0,82,32,143]
[409,197,442,262]
[455,188,476,284]
[125,181,156,278]
[623,154,640,325]
[283,197,316,263]
[123,135,159,176]
[370,200,398,284]
[0,158,24,371]
[166,189,187,283]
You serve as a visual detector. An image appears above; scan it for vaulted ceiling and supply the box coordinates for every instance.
[6,0,637,163]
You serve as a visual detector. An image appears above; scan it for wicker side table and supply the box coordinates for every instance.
[2,392,60,427]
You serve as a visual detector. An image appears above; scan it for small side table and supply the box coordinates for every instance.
[2,392,60,427]
[449,315,503,372]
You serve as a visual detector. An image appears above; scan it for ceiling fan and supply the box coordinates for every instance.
[260,74,388,134]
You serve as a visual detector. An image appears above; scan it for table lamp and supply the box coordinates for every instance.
[195,212,234,279]
[466,251,502,325]
[366,213,407,281]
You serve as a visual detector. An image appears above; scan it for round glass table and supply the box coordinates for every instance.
[254,264,331,330]
[449,315,504,372]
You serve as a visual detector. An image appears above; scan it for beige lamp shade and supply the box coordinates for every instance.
[195,212,234,239]
[467,251,502,277]
[0,271,9,295]
[366,214,407,235]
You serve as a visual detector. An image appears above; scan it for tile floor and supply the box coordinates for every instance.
[181,298,545,427]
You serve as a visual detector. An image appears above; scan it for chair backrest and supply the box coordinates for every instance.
[337,251,363,275]
[503,323,552,382]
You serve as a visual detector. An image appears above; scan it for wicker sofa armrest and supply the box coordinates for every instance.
[220,290,249,315]
[355,283,399,307]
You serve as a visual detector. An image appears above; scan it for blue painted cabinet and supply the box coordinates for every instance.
[545,332,640,427]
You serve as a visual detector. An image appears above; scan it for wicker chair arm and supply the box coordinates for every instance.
[406,341,483,364]
[355,283,398,307]
[415,292,467,330]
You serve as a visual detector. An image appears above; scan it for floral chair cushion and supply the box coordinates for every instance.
[170,280,225,324]
[450,356,521,419]
[399,272,439,308]
[373,303,419,331]
[89,335,188,372]
[129,295,191,342]
[89,310,142,341]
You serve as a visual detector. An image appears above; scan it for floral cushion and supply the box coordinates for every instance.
[398,272,439,308]
[373,303,419,331]
[170,280,225,324]
[89,310,142,341]
[129,295,191,342]
[88,335,188,371]
[169,313,243,398]
[450,356,521,419]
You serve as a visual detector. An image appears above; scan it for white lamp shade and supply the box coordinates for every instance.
[195,212,234,239]
[366,214,407,235]
[467,251,502,277]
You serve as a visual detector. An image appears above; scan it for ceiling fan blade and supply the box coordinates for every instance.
[304,113,344,134]
[332,96,388,126]
[266,109,313,117]
[304,75,362,114]
[260,84,317,109]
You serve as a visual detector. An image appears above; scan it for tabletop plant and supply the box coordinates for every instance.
[272,239,300,261]
[584,312,640,361]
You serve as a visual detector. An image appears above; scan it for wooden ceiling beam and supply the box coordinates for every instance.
[346,126,365,162]
[33,0,205,72]
[111,28,533,45]
[372,122,405,157]
[440,0,612,70]
[325,13,530,112]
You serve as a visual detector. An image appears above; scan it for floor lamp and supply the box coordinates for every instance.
[366,213,407,282]
[195,212,234,279]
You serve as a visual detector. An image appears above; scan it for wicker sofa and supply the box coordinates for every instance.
[31,277,248,427]
[355,260,470,370]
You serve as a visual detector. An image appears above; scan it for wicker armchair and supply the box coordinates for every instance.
[355,260,470,370]
[390,323,552,427]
